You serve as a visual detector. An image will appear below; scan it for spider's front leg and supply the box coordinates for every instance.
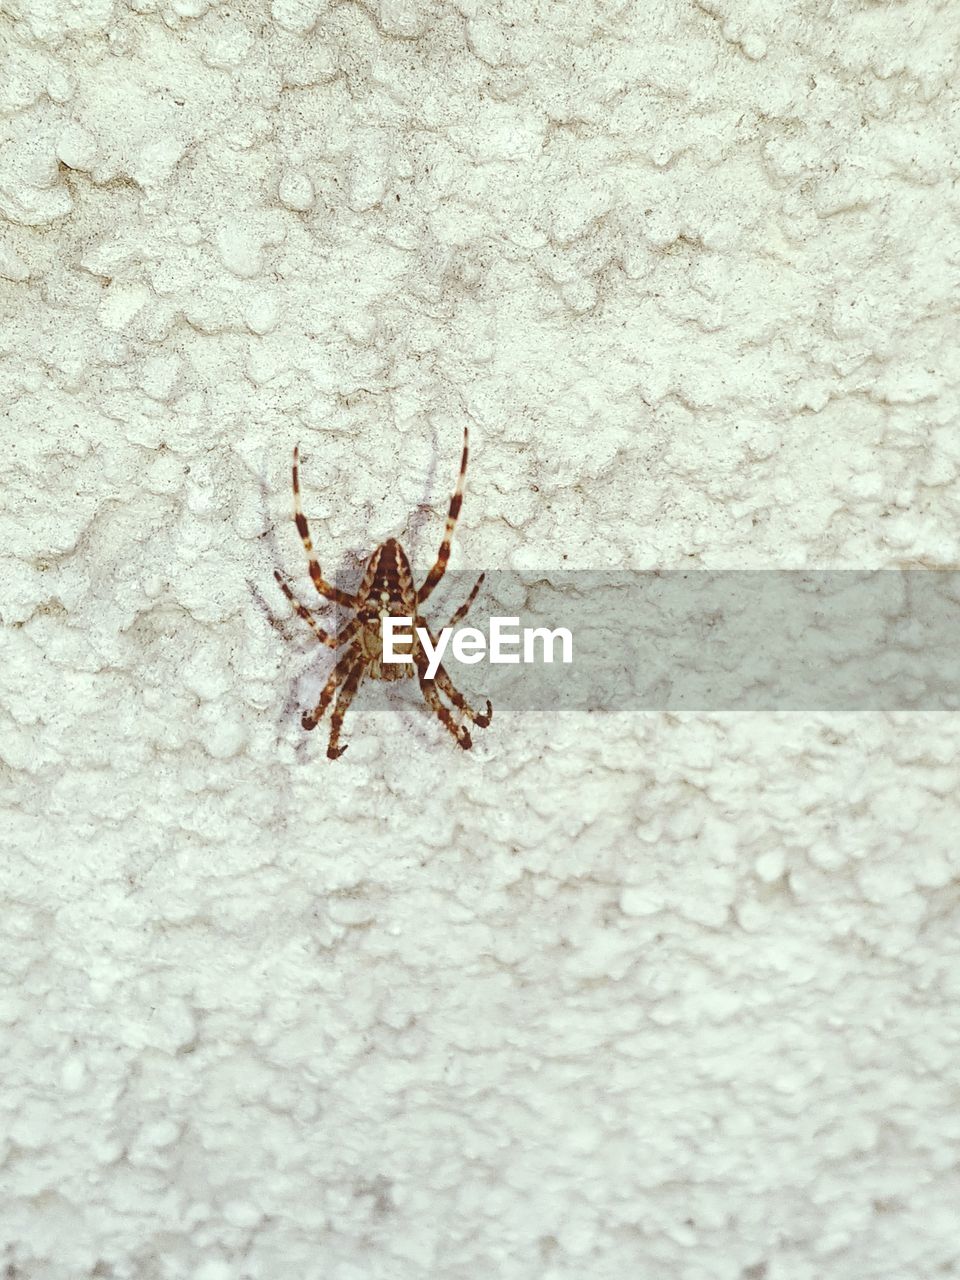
[291,444,356,609]
[417,426,469,606]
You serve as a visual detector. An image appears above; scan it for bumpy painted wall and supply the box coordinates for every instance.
[2,1,959,1277]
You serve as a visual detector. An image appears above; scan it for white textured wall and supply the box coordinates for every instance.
[2,1,960,1277]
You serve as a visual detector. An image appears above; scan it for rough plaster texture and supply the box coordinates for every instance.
[2,1,960,1277]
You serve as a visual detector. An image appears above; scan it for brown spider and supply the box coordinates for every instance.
[274,428,492,759]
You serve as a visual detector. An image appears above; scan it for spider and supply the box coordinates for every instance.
[273,428,493,759]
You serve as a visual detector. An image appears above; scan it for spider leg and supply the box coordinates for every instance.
[417,426,469,605]
[273,569,345,648]
[445,572,485,629]
[415,650,474,750]
[292,445,355,608]
[433,667,492,728]
[423,627,492,728]
[302,641,360,731]
[326,655,366,759]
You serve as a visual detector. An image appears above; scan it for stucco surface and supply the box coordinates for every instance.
[2,1,960,1277]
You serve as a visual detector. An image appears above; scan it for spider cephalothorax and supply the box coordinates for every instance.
[274,429,492,759]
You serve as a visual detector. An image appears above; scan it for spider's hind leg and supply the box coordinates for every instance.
[423,626,492,729]
[415,654,474,750]
[326,656,366,759]
[434,665,492,728]
[302,641,360,731]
